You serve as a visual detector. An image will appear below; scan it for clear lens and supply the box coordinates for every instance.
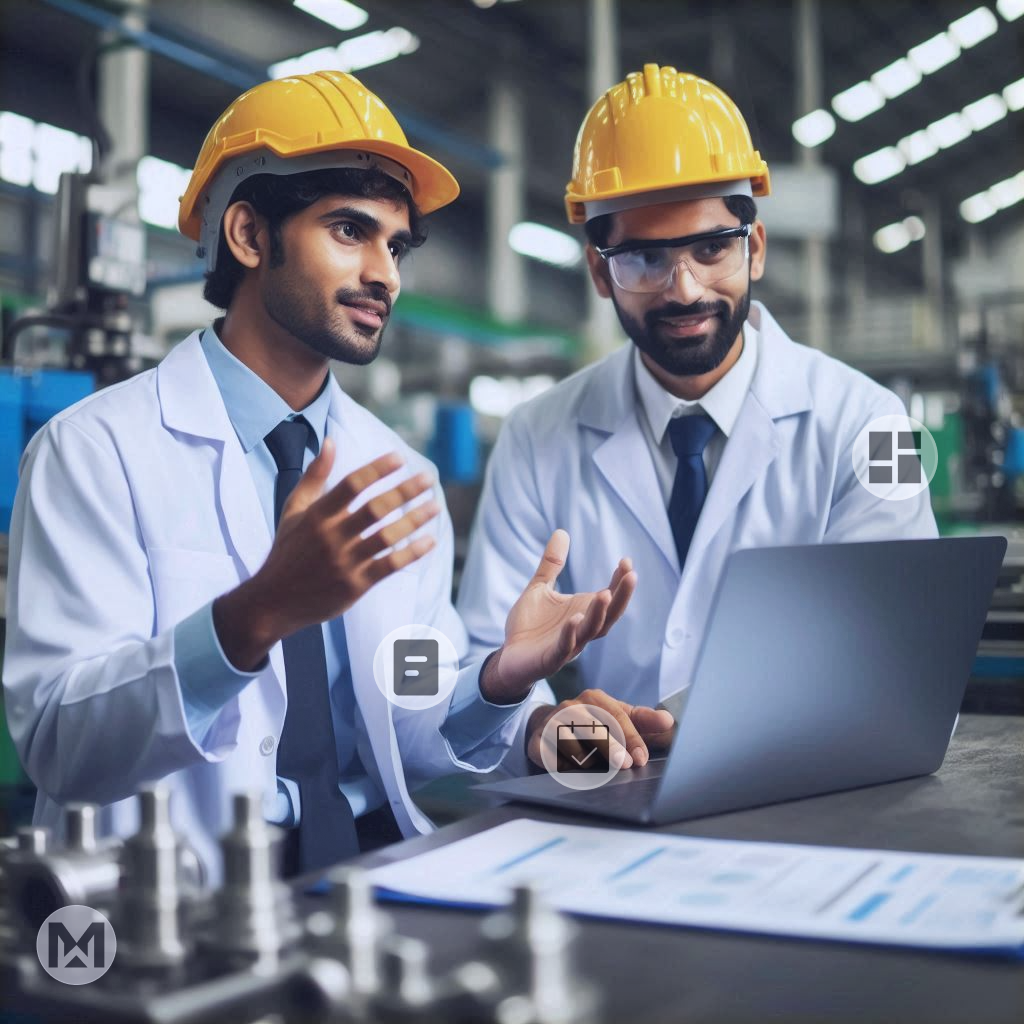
[607,233,748,292]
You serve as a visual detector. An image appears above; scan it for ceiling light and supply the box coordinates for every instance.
[903,215,926,241]
[831,81,885,122]
[960,192,998,222]
[996,0,1024,21]
[269,27,419,78]
[509,222,582,268]
[898,129,939,165]
[908,32,960,74]
[1004,75,1024,110]
[949,6,999,47]
[962,93,1008,130]
[853,147,906,185]
[874,222,912,253]
[926,112,971,149]
[792,108,836,148]
[294,0,368,31]
[989,171,1024,208]
[871,58,922,99]
[137,155,192,229]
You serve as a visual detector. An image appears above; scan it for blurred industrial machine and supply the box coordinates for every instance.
[0,786,595,1024]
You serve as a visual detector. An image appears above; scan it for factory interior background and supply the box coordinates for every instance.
[0,0,1022,819]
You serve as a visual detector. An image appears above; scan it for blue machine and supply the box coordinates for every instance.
[0,368,94,533]
[429,401,481,484]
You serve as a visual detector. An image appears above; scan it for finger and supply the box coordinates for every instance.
[607,557,633,593]
[363,535,436,584]
[341,472,435,537]
[577,690,648,766]
[350,501,440,562]
[529,529,570,588]
[630,706,676,749]
[573,590,611,650]
[596,570,637,638]
[279,436,336,519]
[540,704,632,771]
[318,452,405,515]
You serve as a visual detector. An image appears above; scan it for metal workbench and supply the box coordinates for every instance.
[349,714,1024,1024]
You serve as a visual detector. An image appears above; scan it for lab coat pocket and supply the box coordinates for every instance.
[148,547,241,633]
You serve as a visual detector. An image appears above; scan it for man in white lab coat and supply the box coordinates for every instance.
[2,72,635,881]
[458,65,937,773]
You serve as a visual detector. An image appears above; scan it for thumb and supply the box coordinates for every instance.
[281,436,335,519]
[530,528,570,588]
[629,705,675,737]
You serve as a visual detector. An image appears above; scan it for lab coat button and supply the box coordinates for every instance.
[259,735,276,756]
[667,628,686,648]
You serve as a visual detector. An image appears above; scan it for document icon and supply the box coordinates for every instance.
[393,638,439,696]
[556,721,610,773]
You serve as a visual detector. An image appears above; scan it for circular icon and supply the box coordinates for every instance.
[372,624,460,710]
[851,414,938,501]
[540,703,629,791]
[36,904,116,985]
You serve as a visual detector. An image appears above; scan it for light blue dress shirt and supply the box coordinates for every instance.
[174,326,518,825]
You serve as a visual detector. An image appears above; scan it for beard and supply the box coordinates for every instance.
[612,286,750,378]
[262,265,391,367]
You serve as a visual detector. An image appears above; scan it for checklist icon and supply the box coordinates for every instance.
[393,639,439,696]
[556,721,610,773]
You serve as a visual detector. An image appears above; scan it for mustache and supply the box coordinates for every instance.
[335,286,392,318]
[644,299,727,328]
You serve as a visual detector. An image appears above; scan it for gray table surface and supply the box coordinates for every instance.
[343,713,1024,1024]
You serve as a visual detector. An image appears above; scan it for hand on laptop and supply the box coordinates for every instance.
[526,691,675,770]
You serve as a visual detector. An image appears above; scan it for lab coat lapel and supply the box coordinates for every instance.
[156,332,285,700]
[583,347,679,572]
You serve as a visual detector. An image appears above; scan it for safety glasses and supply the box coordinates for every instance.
[596,223,751,293]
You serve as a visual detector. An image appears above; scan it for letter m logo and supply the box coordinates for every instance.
[48,921,105,970]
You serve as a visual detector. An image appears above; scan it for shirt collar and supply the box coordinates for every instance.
[200,324,332,455]
[633,319,759,444]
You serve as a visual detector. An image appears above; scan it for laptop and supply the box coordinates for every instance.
[476,537,1006,824]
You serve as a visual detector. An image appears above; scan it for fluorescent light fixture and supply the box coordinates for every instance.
[908,32,960,74]
[294,0,368,31]
[949,6,999,47]
[996,0,1024,21]
[903,215,926,241]
[137,155,193,229]
[871,57,922,99]
[960,192,998,222]
[926,112,971,149]
[989,170,1024,208]
[792,108,836,147]
[32,121,91,195]
[853,146,906,185]
[1004,75,1024,110]
[831,81,885,122]
[508,221,582,268]
[962,93,1008,130]
[0,110,34,149]
[898,129,939,165]
[270,27,419,78]
[874,222,912,253]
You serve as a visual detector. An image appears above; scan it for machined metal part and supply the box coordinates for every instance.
[197,792,301,976]
[112,785,190,980]
[479,886,598,1024]
[306,865,393,999]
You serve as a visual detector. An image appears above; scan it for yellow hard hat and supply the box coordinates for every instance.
[179,70,460,266]
[565,64,770,224]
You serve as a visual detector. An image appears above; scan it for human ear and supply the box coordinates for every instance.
[221,201,266,270]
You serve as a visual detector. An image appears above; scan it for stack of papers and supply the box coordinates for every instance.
[369,820,1024,954]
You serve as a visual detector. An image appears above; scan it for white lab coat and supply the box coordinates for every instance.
[3,332,518,883]
[458,303,938,766]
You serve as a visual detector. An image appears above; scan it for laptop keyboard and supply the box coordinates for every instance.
[554,775,661,811]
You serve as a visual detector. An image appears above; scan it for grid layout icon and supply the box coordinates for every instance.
[868,430,922,485]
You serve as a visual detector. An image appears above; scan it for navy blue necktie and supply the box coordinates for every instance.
[264,417,358,873]
[667,413,717,571]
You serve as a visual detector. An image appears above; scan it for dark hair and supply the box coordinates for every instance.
[583,194,758,249]
[203,167,426,309]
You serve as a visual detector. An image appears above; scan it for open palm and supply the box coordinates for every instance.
[489,530,637,698]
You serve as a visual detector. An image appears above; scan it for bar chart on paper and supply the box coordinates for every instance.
[369,820,1024,954]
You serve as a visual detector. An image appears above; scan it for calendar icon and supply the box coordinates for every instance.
[556,721,610,773]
